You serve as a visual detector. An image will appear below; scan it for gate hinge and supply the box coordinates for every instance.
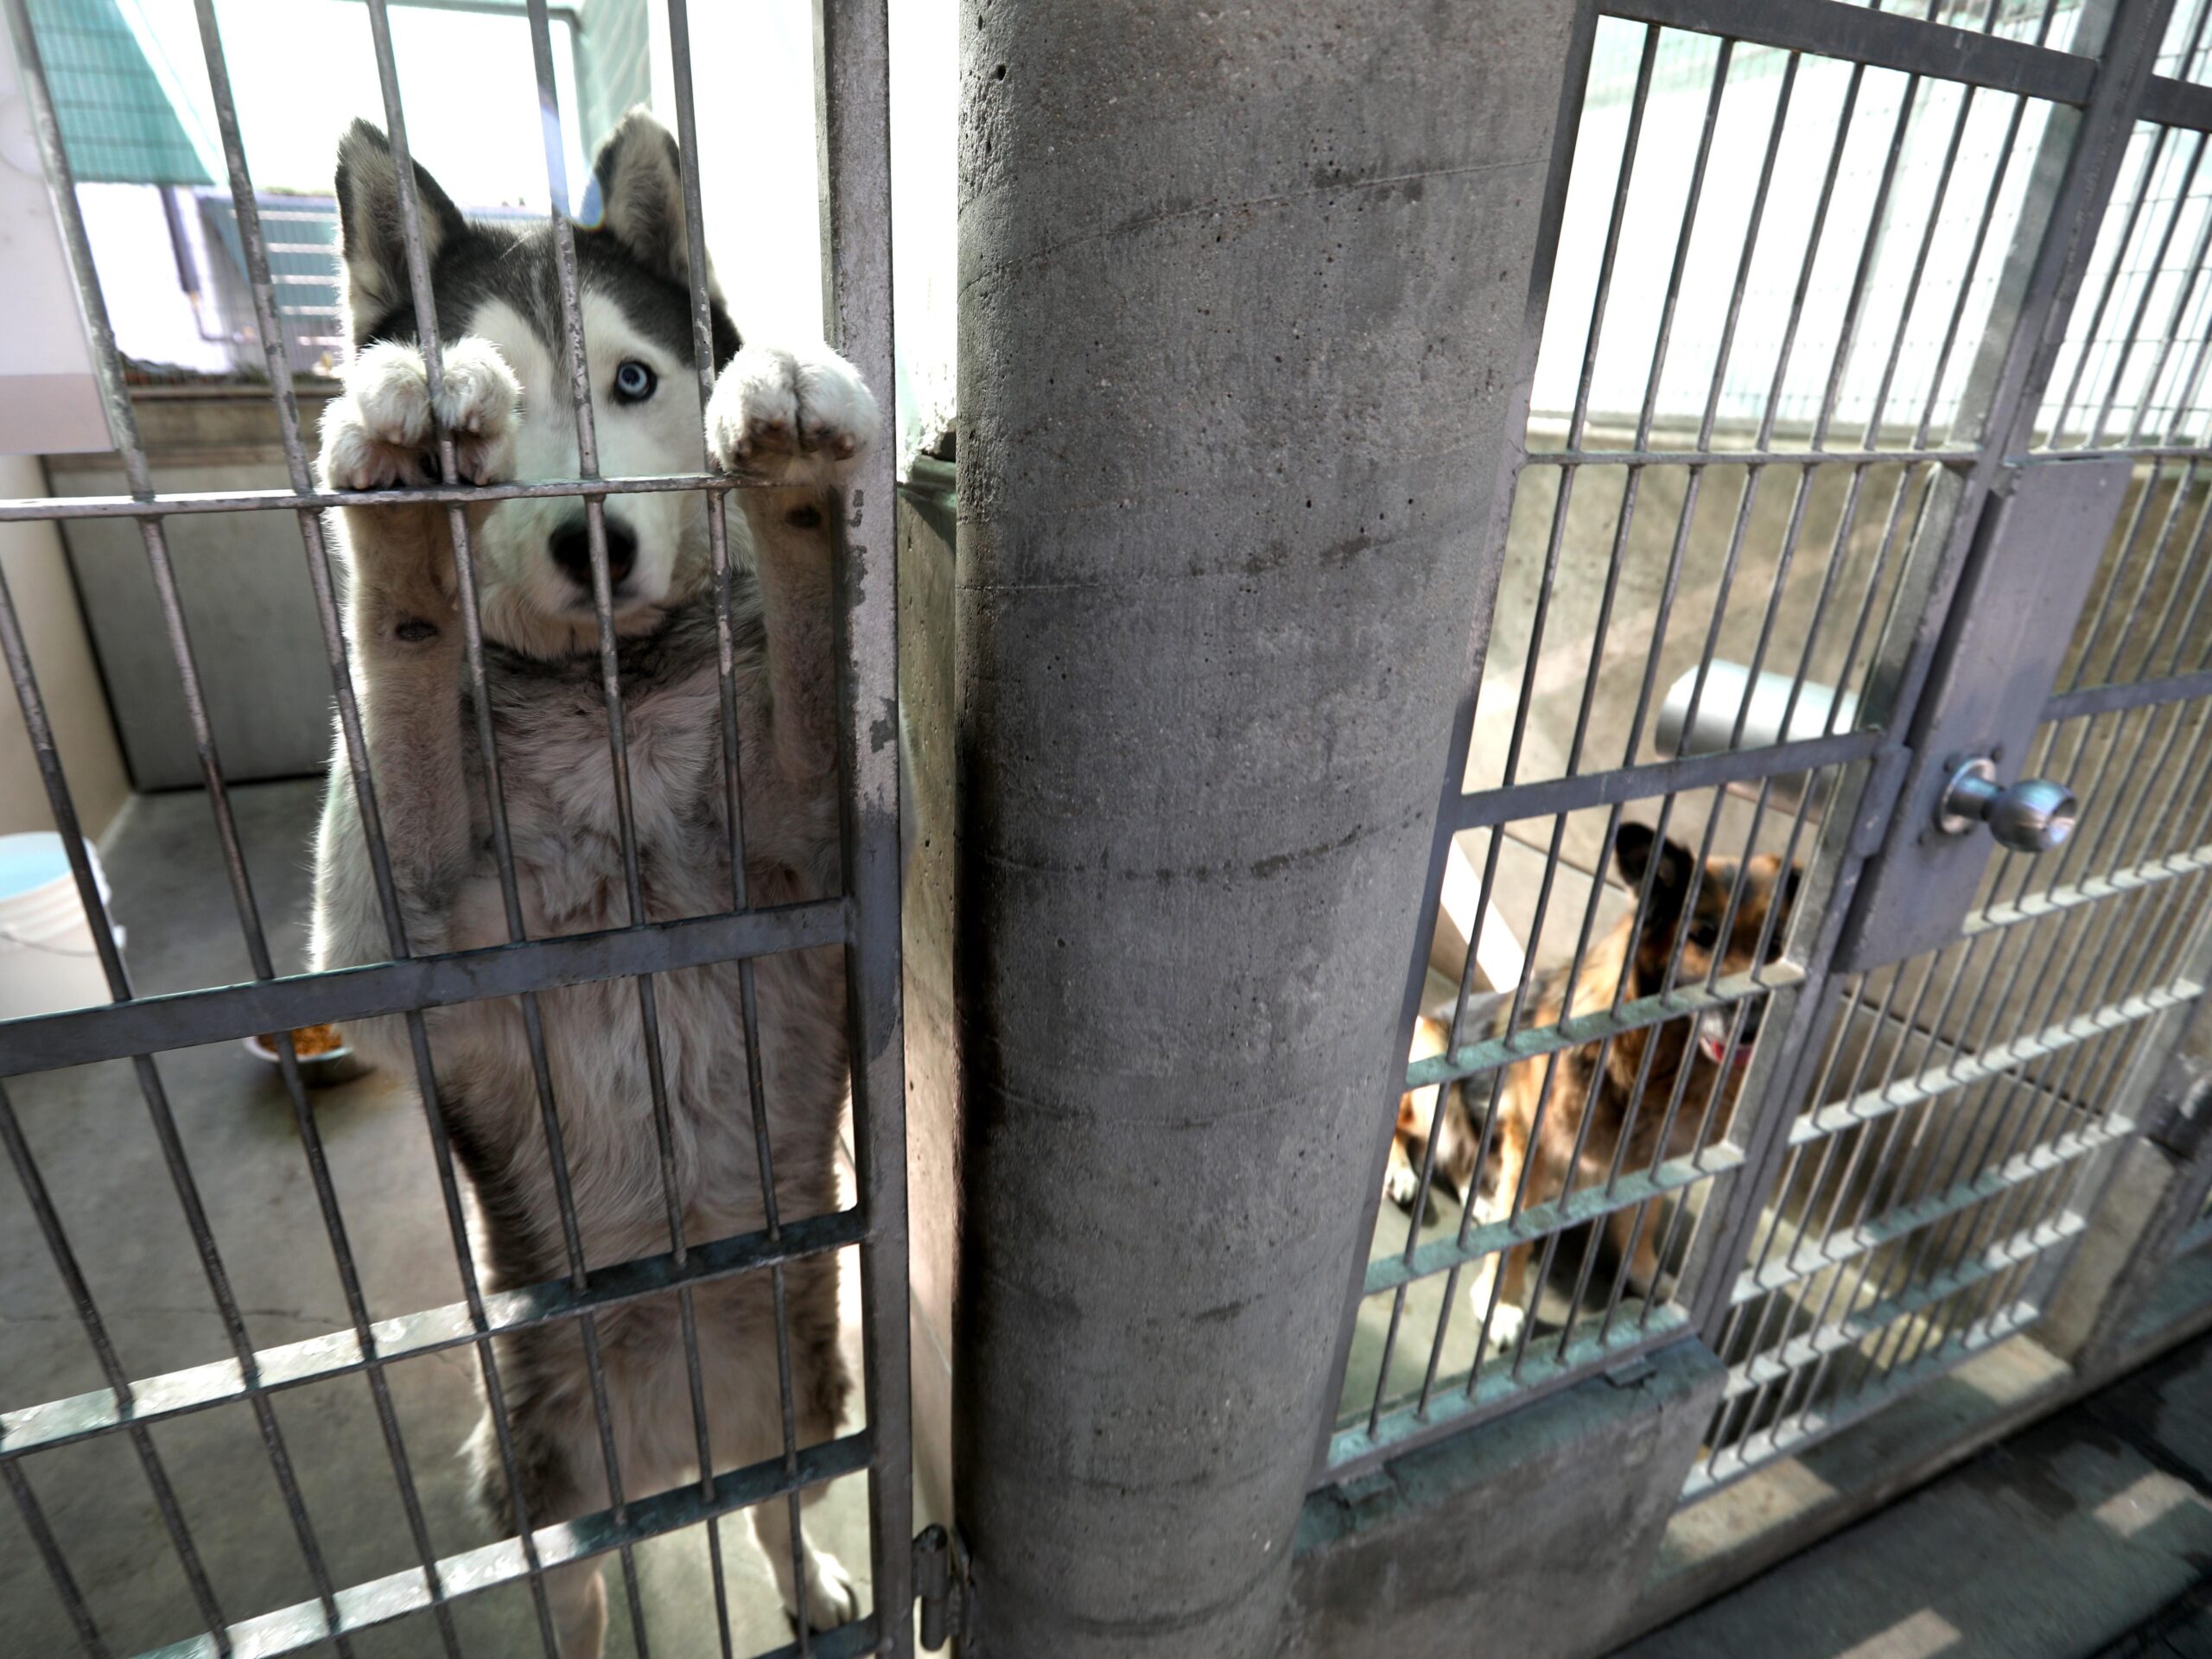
[914,1523,973,1650]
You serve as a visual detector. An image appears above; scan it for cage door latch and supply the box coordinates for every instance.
[1935,756,2078,853]
[1836,455,2130,971]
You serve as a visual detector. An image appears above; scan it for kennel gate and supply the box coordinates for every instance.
[0,2,925,1656]
[1321,0,2212,1505]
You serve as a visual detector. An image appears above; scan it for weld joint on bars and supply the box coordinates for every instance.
[1967,847,2212,935]
[1734,1120,2133,1305]
[0,897,848,1079]
[133,1432,880,1659]
[1364,1144,1747,1298]
[1450,727,1885,833]
[1719,1211,2085,1402]
[1600,0,2097,103]
[1,1206,868,1461]
[1785,979,2201,1147]
[1688,1301,2042,1497]
[1327,1304,1694,1474]
[0,469,794,524]
[1410,964,1806,1090]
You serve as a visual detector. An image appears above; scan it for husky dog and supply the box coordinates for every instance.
[310,111,876,1655]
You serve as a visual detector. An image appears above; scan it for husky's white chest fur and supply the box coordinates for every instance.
[427,607,846,1279]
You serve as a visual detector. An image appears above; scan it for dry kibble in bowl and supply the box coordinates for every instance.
[283,1023,345,1058]
[242,1023,364,1086]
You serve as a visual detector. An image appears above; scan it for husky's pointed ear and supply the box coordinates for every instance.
[335,120,466,346]
[588,109,718,297]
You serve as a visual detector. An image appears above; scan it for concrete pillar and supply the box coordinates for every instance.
[952,6,1580,1653]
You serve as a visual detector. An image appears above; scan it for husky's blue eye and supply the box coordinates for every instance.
[613,359,657,404]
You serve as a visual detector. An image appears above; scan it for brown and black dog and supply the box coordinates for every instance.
[1385,822,1799,1346]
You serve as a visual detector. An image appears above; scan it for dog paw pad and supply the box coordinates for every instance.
[705,344,878,489]
[319,339,518,492]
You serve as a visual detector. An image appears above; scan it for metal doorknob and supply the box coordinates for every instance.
[1936,758,2077,853]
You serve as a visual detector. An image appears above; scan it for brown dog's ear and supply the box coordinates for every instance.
[1615,822,1696,930]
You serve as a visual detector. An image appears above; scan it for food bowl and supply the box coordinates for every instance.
[242,1023,367,1087]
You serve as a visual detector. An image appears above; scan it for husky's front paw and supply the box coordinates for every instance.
[785,1546,860,1634]
[705,344,879,490]
[318,338,518,491]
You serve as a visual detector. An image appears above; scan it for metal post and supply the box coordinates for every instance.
[815,1,916,1652]
[951,3,1580,1651]
[0,0,911,1650]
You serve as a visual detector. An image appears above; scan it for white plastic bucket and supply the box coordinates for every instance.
[0,831,119,1020]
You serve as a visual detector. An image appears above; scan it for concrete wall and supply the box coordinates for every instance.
[0,20,106,456]
[2043,995,2212,1370]
[1279,1339,1724,1659]
[0,14,125,839]
[0,451,128,841]
[899,460,960,1537]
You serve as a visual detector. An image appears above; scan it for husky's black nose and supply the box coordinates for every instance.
[550,513,637,592]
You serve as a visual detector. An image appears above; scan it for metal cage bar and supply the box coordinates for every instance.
[1700,620,2212,1484]
[1676,0,2191,1476]
[1322,16,1930,1480]
[0,0,910,1652]
[1317,0,2212,1498]
[813,0,915,1635]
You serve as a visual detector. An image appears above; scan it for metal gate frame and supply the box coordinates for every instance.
[0,2,913,1656]
[1685,0,2212,1494]
[1316,0,2212,1490]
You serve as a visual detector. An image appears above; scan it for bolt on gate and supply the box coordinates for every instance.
[0,2,917,1656]
[1321,0,2212,1532]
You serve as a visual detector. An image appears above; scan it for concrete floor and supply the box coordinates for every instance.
[1619,1329,2212,1659]
[0,781,883,1658]
[2097,1572,2212,1659]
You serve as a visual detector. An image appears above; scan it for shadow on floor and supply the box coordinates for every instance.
[1618,1330,2212,1659]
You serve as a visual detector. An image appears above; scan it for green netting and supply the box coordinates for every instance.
[27,0,211,187]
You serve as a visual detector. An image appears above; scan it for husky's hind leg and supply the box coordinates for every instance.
[467,1395,612,1659]
[709,1256,859,1632]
